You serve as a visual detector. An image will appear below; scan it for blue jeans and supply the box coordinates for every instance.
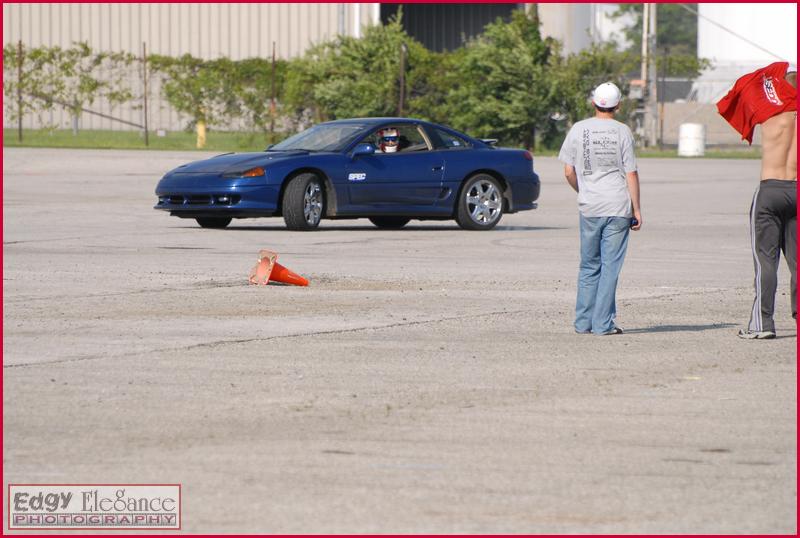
[575,215,630,335]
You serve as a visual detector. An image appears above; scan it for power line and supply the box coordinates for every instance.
[678,3,784,61]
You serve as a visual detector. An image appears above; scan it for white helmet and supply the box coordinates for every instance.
[592,82,622,109]
[379,128,399,153]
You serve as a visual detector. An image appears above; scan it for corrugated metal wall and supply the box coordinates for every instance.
[3,3,380,131]
[380,4,518,52]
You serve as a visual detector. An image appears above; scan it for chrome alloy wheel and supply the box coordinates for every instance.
[303,182,323,225]
[465,179,502,225]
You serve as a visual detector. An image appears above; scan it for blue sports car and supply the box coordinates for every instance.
[154,118,540,231]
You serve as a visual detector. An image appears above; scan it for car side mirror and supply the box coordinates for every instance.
[352,143,376,158]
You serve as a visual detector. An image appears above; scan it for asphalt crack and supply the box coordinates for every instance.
[2,288,743,370]
[3,308,532,370]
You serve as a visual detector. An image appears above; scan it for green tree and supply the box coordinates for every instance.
[611,4,709,77]
[284,14,437,123]
[3,42,63,129]
[442,11,557,149]
[552,43,639,123]
[56,43,135,132]
[150,54,288,138]
[410,47,464,124]
[538,42,639,149]
[149,54,241,130]
[3,42,134,132]
[231,57,288,137]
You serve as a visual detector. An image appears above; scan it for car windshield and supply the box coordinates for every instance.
[269,123,368,152]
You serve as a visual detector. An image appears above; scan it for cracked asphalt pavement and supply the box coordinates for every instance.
[3,148,796,533]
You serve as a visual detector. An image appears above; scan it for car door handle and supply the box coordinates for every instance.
[432,166,443,171]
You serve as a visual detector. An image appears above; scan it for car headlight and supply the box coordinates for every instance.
[242,167,265,177]
[222,166,266,179]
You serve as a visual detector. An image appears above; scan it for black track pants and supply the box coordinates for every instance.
[748,179,797,332]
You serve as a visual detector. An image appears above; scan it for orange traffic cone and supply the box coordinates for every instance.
[249,249,308,286]
[270,262,309,286]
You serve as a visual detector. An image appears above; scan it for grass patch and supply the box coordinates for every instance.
[4,129,275,152]
[637,148,761,159]
[5,129,762,159]
[533,147,760,159]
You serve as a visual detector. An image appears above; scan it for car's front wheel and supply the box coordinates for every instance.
[196,217,232,229]
[369,217,411,229]
[455,174,504,230]
[283,173,324,231]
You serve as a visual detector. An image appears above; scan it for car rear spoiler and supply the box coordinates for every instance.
[480,138,498,146]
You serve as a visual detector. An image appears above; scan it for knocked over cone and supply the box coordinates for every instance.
[249,249,309,286]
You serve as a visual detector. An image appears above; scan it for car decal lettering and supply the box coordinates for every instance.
[348,173,367,182]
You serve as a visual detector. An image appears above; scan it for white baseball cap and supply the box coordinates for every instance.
[592,82,622,108]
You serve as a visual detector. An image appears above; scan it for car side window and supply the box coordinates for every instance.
[396,125,431,152]
[363,125,432,154]
[432,128,471,150]
[360,131,380,149]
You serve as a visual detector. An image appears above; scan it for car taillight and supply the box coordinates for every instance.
[523,151,534,171]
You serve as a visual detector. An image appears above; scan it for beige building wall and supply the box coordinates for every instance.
[661,102,761,147]
[537,4,632,56]
[3,3,381,131]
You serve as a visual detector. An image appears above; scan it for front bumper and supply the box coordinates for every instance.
[154,174,280,217]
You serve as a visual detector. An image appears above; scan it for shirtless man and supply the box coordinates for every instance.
[737,66,796,338]
[761,70,797,179]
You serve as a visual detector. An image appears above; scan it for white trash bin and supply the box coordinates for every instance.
[678,123,706,157]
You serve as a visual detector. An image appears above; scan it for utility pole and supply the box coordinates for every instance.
[636,4,650,146]
[337,5,345,35]
[398,42,407,116]
[646,3,658,147]
[640,4,649,86]
[17,40,23,142]
[270,41,276,136]
[659,46,668,150]
[142,42,149,147]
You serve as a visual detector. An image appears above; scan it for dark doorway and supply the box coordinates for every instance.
[381,4,519,52]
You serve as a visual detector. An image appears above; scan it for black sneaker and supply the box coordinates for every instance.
[600,327,623,335]
[737,329,776,339]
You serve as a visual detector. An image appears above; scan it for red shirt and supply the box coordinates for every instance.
[716,62,797,144]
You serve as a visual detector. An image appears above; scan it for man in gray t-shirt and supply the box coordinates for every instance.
[559,116,638,217]
[558,82,642,335]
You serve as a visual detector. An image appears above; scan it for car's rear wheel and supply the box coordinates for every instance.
[283,173,324,231]
[369,216,411,229]
[455,174,504,230]
[196,217,232,229]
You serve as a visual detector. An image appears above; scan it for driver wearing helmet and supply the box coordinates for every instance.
[377,128,400,153]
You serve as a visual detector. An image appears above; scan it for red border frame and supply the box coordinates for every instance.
[7,484,182,531]
[2,2,797,536]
